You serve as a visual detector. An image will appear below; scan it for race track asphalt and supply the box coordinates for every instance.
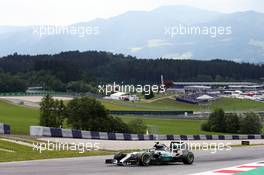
[0,146,264,175]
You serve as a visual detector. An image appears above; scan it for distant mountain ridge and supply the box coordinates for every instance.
[0,5,264,62]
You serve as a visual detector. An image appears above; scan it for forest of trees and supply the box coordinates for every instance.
[202,108,263,134]
[40,95,147,133]
[0,51,264,92]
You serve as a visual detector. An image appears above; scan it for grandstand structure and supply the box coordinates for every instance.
[172,81,257,88]
[176,93,217,104]
[169,82,264,104]
[169,82,264,93]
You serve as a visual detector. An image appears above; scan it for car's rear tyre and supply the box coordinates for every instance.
[183,152,194,165]
[139,153,151,166]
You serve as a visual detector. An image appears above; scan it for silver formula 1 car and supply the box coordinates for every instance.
[105,141,194,166]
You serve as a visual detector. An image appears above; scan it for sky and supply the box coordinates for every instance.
[0,0,264,26]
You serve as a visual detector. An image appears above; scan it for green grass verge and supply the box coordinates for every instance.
[0,100,39,135]
[211,98,264,112]
[120,116,227,135]
[0,140,113,163]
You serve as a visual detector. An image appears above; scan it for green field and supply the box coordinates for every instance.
[0,96,264,135]
[0,139,113,162]
[100,97,264,112]
[120,116,228,135]
[0,98,216,135]
[0,100,39,135]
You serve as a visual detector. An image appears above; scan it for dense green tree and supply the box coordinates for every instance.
[0,51,264,93]
[224,113,240,133]
[207,108,226,132]
[0,72,26,92]
[215,74,224,82]
[202,110,263,134]
[40,96,145,133]
[240,112,263,134]
[108,117,130,133]
[39,95,65,127]
[144,89,155,99]
[127,118,147,134]
[66,81,95,93]
[53,99,66,127]
[40,95,54,126]
[65,97,108,130]
[196,74,213,82]
[201,121,210,131]
[65,97,129,133]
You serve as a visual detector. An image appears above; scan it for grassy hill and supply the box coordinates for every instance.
[0,100,39,135]
[100,97,264,112]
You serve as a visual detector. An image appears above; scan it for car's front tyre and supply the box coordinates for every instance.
[139,153,152,166]
[183,152,194,165]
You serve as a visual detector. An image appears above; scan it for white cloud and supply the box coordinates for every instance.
[130,47,142,53]
[174,42,195,46]
[163,52,193,59]
[147,39,172,48]
[249,39,264,51]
